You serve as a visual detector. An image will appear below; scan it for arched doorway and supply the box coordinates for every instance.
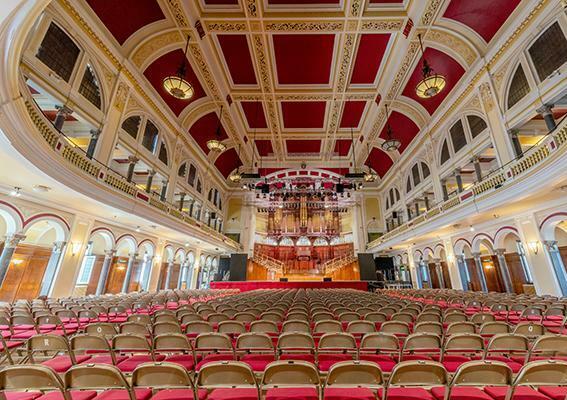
[184,251,195,289]
[75,228,115,295]
[158,246,175,290]
[135,241,155,292]
[453,240,474,291]
[494,230,534,294]
[106,236,136,294]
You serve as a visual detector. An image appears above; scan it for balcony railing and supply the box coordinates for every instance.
[368,116,567,250]
[24,100,240,250]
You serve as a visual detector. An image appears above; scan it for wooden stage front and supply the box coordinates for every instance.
[210,280,368,291]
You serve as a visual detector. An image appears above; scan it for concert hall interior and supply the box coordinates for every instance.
[1,0,567,396]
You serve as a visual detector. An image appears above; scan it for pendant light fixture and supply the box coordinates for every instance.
[381,103,401,152]
[229,144,242,183]
[163,35,195,100]
[415,33,446,99]
[207,105,227,153]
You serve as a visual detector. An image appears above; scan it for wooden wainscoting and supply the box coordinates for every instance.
[85,255,105,295]
[105,256,128,294]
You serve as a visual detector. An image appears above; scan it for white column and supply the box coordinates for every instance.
[494,249,514,293]
[39,241,66,296]
[240,195,256,255]
[515,214,563,296]
[444,239,463,290]
[0,233,26,287]
[164,260,174,289]
[121,252,138,293]
[472,252,489,292]
[352,194,366,253]
[433,258,445,289]
[147,240,165,292]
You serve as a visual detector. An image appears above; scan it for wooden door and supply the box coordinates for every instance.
[85,255,106,295]
[504,252,528,294]
[157,262,168,290]
[127,260,142,292]
[483,256,505,293]
[105,257,128,294]
[466,258,482,292]
[0,243,52,302]
[441,262,452,289]
[169,263,181,289]
[428,263,440,288]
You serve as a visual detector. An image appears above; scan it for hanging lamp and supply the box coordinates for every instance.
[163,36,195,100]
[415,33,446,99]
[229,144,242,183]
[381,104,401,152]
[206,106,227,152]
[364,144,378,182]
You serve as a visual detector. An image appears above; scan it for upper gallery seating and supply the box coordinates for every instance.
[0,288,567,399]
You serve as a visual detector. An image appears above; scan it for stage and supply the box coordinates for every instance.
[209,280,368,292]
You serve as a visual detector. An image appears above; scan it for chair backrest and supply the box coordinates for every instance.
[443,334,484,359]
[471,313,495,325]
[260,312,283,322]
[510,360,567,398]
[65,364,133,399]
[414,322,443,335]
[131,362,192,389]
[218,321,246,334]
[364,312,387,322]
[338,312,360,322]
[277,332,315,354]
[448,360,512,398]
[185,321,214,334]
[236,333,274,353]
[479,322,510,336]
[388,360,448,387]
[127,314,151,325]
[85,323,117,338]
[416,312,441,324]
[180,313,203,324]
[528,335,567,361]
[234,312,256,322]
[207,313,230,324]
[346,320,376,334]
[197,361,257,390]
[446,322,476,335]
[391,312,414,324]
[112,334,153,355]
[261,360,320,388]
[70,334,115,364]
[325,360,384,389]
[0,365,66,396]
[380,321,410,336]
[153,333,193,353]
[318,333,357,352]
[250,320,279,334]
[194,333,234,354]
[153,314,178,324]
[444,313,468,324]
[513,322,545,338]
[312,312,334,322]
[153,321,182,335]
[359,332,400,355]
[120,322,149,336]
[485,334,529,356]
[314,320,342,334]
[27,334,73,363]
[402,333,441,357]
[282,320,310,333]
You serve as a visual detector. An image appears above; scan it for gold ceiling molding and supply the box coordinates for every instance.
[420,0,442,26]
[425,28,476,66]
[189,44,221,101]
[390,100,427,128]
[360,19,405,32]
[252,35,273,93]
[478,83,494,112]
[265,22,344,32]
[232,93,375,101]
[205,22,248,32]
[113,82,129,112]
[351,0,363,17]
[491,66,508,97]
[275,94,335,101]
[126,95,143,112]
[265,101,283,156]
[246,0,258,18]
[181,101,218,130]
[131,31,183,68]
[386,41,419,100]
[367,108,387,143]
[336,33,356,93]
[165,0,189,28]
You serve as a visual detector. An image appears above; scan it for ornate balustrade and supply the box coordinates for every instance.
[368,117,567,251]
[24,100,240,250]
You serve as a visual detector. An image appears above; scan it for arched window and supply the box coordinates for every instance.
[178,162,187,177]
[467,115,488,138]
[188,164,197,186]
[440,140,450,165]
[36,22,80,83]
[411,164,421,186]
[386,197,390,210]
[122,116,141,139]
[158,142,168,165]
[528,22,567,82]
[196,179,202,193]
[142,120,159,153]
[421,162,430,179]
[296,236,311,246]
[79,64,102,109]
[395,188,400,202]
[450,120,467,153]
[507,65,530,109]
[313,237,329,246]
[406,177,412,193]
[279,237,294,246]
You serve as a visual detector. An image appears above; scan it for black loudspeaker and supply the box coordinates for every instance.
[210,212,216,220]
[279,278,288,282]
[392,211,398,219]
[323,277,332,282]
[261,184,270,194]
[336,183,344,193]
[358,253,377,281]
[229,254,248,281]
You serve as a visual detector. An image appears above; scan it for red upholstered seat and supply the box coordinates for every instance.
[538,387,567,400]
[323,387,375,400]
[11,331,38,340]
[81,355,128,365]
[94,389,153,400]
[265,388,319,400]
[431,387,493,400]
[483,386,550,400]
[318,354,354,372]
[4,392,42,400]
[116,355,166,373]
[37,391,98,400]
[163,354,195,370]
[279,354,316,364]
[150,389,207,400]
[358,355,396,372]
[386,387,435,400]
[484,357,523,373]
[240,354,276,372]
[41,355,92,373]
[207,388,259,400]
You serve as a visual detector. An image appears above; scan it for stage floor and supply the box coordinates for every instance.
[210,280,368,292]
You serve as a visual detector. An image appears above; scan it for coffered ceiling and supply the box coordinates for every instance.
[79,0,524,182]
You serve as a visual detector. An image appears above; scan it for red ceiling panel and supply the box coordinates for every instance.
[369,0,404,3]
[217,35,257,85]
[214,148,242,178]
[189,112,228,154]
[85,0,165,45]
[350,34,391,84]
[281,101,326,129]
[340,101,367,128]
[273,34,335,85]
[401,48,465,115]
[443,0,521,42]
[204,0,239,4]
[334,139,352,156]
[255,140,274,156]
[379,111,420,153]
[241,101,268,129]
[144,50,206,116]
[286,140,321,154]
[366,147,394,178]
[268,0,340,3]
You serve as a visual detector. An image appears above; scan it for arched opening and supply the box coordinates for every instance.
[105,236,136,294]
[476,239,505,292]
[75,229,114,296]
[134,241,155,292]
[184,251,195,289]
[0,217,68,301]
[496,231,534,294]
[158,246,175,290]
[454,241,474,291]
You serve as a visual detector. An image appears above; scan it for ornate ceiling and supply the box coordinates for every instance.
[79,0,523,182]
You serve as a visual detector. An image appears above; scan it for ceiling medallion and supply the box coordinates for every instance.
[380,104,401,152]
[415,34,446,99]
[163,35,194,100]
[207,105,227,153]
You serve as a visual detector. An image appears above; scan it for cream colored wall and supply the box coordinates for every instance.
[224,197,242,233]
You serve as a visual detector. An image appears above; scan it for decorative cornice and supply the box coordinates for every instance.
[420,0,442,26]
[165,0,189,27]
[131,31,183,68]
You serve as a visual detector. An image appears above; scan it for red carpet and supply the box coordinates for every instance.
[209,281,368,291]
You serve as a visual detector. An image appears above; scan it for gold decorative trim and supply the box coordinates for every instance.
[361,20,405,32]
[386,41,419,100]
[350,0,362,17]
[265,22,344,32]
[420,0,442,25]
[114,82,129,112]
[478,83,494,112]
[166,0,188,27]
[246,0,258,17]
[131,31,183,68]
[205,22,248,32]
[425,28,476,66]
